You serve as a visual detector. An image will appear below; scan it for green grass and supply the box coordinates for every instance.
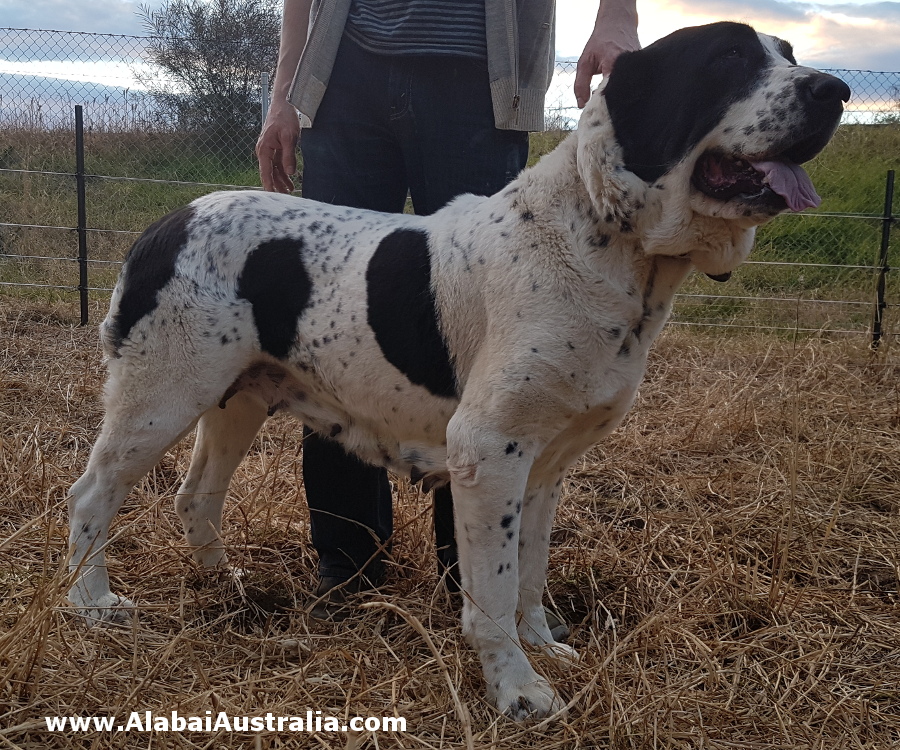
[0,123,897,334]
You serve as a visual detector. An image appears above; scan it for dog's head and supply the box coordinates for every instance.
[576,21,849,279]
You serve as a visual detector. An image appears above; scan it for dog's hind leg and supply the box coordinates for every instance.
[67,363,235,625]
[174,391,268,568]
[68,404,202,624]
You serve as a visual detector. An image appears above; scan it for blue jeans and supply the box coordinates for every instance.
[300,35,529,581]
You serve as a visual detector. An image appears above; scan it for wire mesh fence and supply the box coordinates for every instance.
[0,27,897,339]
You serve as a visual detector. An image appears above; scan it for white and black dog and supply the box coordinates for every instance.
[67,23,848,720]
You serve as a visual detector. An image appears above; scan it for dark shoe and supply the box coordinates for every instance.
[307,575,374,622]
[433,486,459,594]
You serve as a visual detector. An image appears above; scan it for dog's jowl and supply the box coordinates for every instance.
[67,22,848,721]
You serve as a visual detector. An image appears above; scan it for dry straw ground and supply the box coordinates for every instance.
[1,298,899,749]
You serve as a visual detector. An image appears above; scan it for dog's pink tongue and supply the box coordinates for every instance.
[751,160,821,211]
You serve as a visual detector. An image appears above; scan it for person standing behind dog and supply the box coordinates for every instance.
[256,0,639,620]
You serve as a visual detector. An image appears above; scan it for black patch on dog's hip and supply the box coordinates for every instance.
[366,229,457,399]
[110,205,194,352]
[238,238,312,359]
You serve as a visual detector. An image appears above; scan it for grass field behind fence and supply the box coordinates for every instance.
[0,123,897,333]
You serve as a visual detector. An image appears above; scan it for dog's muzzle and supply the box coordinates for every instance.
[692,72,850,215]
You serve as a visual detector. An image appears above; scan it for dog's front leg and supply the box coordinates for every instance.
[516,469,579,663]
[447,413,564,721]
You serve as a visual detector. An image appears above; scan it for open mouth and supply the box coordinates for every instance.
[691,152,821,212]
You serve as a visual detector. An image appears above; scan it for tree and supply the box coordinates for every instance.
[136,0,280,164]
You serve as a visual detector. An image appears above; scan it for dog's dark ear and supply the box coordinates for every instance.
[575,91,647,222]
[603,46,670,182]
[604,22,768,183]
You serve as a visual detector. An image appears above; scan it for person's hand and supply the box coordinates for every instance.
[256,101,301,193]
[574,5,640,108]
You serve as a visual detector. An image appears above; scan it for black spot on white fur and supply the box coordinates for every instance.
[110,205,194,353]
[366,229,457,399]
[237,238,312,359]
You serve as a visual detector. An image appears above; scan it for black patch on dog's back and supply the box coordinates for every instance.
[238,238,311,359]
[110,205,194,352]
[366,229,457,399]
[605,22,768,182]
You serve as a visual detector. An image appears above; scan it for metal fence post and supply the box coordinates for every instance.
[75,104,89,326]
[872,169,895,349]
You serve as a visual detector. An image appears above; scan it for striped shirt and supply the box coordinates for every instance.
[345,0,487,59]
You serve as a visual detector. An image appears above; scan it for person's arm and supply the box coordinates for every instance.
[573,0,639,108]
[256,0,314,192]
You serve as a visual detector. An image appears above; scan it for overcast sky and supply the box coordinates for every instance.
[1,0,898,71]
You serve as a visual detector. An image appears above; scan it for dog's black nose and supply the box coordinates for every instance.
[807,74,851,103]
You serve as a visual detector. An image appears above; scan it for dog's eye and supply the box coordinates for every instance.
[721,46,742,59]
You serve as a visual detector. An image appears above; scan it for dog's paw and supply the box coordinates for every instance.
[494,675,565,721]
[517,608,570,648]
[75,594,136,627]
[191,547,229,569]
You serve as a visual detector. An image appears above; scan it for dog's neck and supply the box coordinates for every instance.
[505,136,693,324]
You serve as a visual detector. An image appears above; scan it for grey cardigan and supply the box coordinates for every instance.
[287,0,556,131]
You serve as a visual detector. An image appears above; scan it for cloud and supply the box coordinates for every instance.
[797,13,900,69]
[652,0,900,27]
[0,1,149,67]
[631,0,900,71]
[824,2,900,22]
[0,0,145,35]
[662,0,811,23]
